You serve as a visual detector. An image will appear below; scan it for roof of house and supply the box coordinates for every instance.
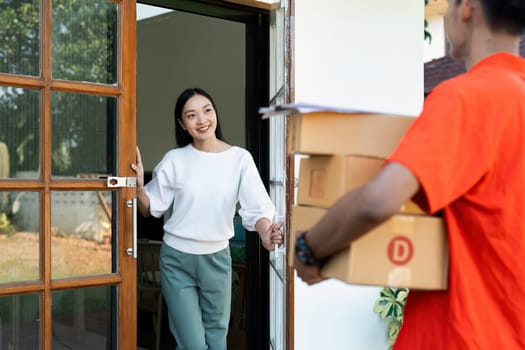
[424,37,525,95]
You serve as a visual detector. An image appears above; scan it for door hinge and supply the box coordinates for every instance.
[107,176,137,188]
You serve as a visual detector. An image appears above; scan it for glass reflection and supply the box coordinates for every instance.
[51,0,117,84]
[51,191,113,279]
[52,286,115,349]
[0,86,40,179]
[0,293,40,349]
[0,191,40,283]
[51,91,116,178]
[0,0,40,76]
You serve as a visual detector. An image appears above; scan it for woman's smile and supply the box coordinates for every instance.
[197,124,211,133]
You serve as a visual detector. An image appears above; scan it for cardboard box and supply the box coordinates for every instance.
[287,112,414,157]
[289,205,448,290]
[298,154,425,214]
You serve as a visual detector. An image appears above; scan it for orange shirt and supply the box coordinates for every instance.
[388,53,525,349]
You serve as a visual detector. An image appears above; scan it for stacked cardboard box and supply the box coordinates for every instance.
[288,112,449,290]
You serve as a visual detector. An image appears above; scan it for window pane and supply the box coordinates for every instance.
[0,191,40,283]
[269,7,285,98]
[0,86,40,179]
[0,0,40,76]
[52,286,115,349]
[0,293,40,349]
[51,0,117,84]
[51,91,116,178]
[51,191,113,279]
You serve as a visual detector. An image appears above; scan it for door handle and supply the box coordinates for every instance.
[273,215,285,270]
[107,176,137,188]
[126,198,137,259]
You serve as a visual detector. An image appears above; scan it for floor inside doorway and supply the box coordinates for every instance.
[137,300,246,350]
[137,307,175,350]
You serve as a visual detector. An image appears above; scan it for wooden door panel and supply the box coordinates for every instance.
[0,1,137,349]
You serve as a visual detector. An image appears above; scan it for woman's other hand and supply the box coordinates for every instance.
[130,146,145,188]
[258,220,283,252]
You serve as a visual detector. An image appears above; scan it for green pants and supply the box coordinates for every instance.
[160,243,231,350]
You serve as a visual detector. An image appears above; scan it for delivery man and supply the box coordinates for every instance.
[294,0,525,348]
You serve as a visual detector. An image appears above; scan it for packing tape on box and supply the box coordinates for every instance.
[391,215,415,235]
[388,267,412,287]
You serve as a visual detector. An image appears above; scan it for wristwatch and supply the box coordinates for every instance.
[295,231,327,267]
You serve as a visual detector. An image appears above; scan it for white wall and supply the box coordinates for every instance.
[137,10,246,171]
[295,278,389,349]
[292,1,424,349]
[294,0,424,117]
[424,16,446,62]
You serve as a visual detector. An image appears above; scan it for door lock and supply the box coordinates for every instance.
[107,176,137,188]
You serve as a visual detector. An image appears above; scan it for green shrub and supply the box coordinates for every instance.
[0,212,16,236]
[373,287,409,349]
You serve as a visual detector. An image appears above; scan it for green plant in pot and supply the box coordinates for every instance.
[373,287,409,349]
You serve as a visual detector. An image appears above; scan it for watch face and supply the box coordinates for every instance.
[295,232,327,267]
[295,233,316,266]
[295,243,309,264]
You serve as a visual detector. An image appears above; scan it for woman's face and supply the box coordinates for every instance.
[179,94,217,143]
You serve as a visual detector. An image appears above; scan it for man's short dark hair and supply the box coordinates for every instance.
[477,0,525,35]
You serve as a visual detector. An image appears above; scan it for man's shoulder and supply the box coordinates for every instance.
[430,67,496,102]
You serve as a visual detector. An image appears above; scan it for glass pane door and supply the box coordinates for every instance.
[268,3,288,350]
[0,0,137,349]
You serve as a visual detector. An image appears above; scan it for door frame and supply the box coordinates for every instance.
[137,1,271,348]
[119,2,138,349]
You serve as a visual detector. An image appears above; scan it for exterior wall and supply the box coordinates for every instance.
[292,1,424,349]
[424,16,446,62]
[295,280,389,349]
[293,1,424,117]
[424,0,447,62]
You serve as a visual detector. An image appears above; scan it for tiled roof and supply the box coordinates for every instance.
[424,37,525,95]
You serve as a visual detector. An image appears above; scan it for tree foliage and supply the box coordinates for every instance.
[425,0,432,43]
[0,0,117,177]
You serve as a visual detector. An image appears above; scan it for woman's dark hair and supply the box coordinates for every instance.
[174,87,225,147]
[474,0,525,35]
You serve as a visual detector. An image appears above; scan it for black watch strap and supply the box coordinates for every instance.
[295,231,327,267]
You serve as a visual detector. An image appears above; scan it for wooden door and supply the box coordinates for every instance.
[0,0,137,348]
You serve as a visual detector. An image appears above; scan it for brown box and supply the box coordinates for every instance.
[297,154,425,214]
[287,112,414,157]
[289,205,448,290]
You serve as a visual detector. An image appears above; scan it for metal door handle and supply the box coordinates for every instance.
[273,215,285,269]
[126,198,137,259]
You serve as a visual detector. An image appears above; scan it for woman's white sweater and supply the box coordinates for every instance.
[145,144,275,254]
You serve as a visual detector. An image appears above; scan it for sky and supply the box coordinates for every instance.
[136,4,173,21]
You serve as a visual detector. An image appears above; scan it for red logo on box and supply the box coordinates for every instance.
[387,236,414,265]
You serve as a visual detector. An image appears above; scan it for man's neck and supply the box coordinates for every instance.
[464,28,521,69]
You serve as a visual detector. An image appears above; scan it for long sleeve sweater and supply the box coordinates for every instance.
[145,144,275,254]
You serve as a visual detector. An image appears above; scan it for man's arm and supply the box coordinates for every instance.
[294,162,421,284]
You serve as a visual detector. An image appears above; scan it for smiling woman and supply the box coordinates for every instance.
[130,87,283,350]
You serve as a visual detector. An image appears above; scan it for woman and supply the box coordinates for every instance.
[131,87,283,349]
